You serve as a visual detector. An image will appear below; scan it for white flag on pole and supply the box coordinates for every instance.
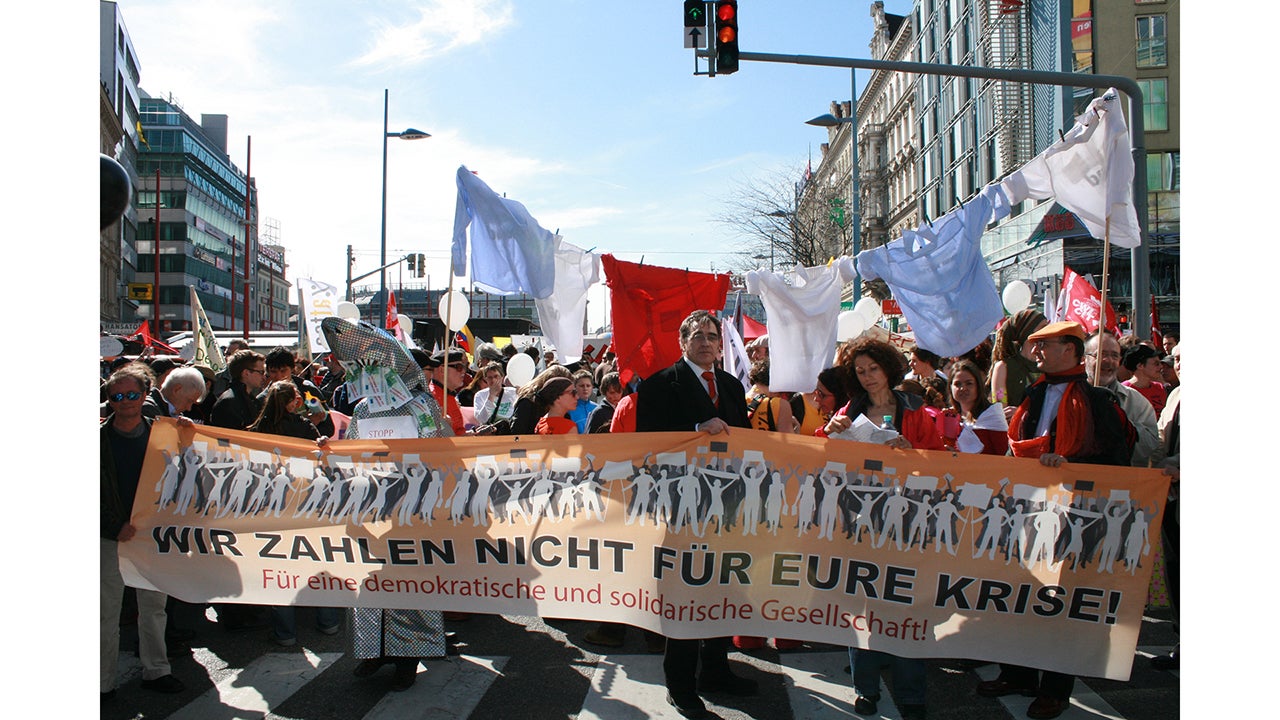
[189,285,226,372]
[999,89,1142,249]
[297,278,339,353]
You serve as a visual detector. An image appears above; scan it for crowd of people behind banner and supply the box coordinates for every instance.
[100,311,1181,720]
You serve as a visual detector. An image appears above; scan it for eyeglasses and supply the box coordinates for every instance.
[1029,339,1070,349]
[247,367,266,375]
[108,391,143,402]
[448,363,467,371]
[1084,351,1121,361]
[687,333,721,344]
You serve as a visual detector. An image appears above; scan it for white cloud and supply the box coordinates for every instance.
[350,0,515,69]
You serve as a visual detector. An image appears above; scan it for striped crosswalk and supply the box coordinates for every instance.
[108,631,1178,719]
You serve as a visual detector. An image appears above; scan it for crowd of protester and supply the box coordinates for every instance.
[101,317,1180,718]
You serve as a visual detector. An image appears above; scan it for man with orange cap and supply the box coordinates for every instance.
[979,320,1135,719]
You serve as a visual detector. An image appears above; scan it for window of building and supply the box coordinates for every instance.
[1146,152,1179,192]
[1137,78,1168,131]
[1136,15,1167,68]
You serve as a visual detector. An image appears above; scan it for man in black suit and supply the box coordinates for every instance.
[636,310,757,719]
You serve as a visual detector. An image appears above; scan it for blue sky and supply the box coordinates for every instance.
[111,0,914,329]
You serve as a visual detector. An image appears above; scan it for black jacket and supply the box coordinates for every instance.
[636,360,750,432]
[101,414,152,540]
[210,382,263,430]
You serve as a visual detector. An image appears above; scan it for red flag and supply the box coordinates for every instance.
[601,255,731,386]
[1058,267,1119,335]
[128,321,153,347]
[1150,297,1163,348]
[124,321,180,355]
[385,291,400,339]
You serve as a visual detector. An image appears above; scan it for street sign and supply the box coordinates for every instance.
[684,26,706,48]
[128,283,153,301]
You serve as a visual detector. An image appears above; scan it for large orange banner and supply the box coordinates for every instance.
[120,419,1168,680]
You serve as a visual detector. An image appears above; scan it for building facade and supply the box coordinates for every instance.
[99,0,144,326]
[136,96,262,334]
[797,1,1177,336]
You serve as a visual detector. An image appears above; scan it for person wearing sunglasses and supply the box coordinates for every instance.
[533,377,580,435]
[422,348,469,436]
[101,363,187,700]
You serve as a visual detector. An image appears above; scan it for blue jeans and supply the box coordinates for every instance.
[849,647,927,706]
[270,605,342,641]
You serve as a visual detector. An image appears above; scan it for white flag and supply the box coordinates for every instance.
[721,316,752,394]
[189,285,226,372]
[533,237,599,364]
[999,89,1142,248]
[297,278,340,353]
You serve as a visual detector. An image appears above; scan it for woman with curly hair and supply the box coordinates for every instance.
[990,309,1048,418]
[818,337,944,450]
[819,337,938,719]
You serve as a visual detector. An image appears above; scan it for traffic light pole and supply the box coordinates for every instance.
[346,255,411,310]
[701,49,1153,341]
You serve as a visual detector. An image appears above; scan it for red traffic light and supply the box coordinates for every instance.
[714,1,739,75]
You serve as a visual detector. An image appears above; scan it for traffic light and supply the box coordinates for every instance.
[406,254,416,274]
[416,253,425,277]
[684,0,705,27]
[715,1,739,75]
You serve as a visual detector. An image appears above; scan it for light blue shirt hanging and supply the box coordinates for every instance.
[855,185,1010,357]
[451,166,556,299]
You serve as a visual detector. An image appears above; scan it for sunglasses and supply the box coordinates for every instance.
[109,391,143,402]
[448,363,468,371]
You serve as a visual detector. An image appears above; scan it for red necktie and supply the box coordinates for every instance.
[702,370,718,406]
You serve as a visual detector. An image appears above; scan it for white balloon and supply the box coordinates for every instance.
[506,352,536,387]
[854,297,882,325]
[1002,280,1032,314]
[397,314,413,333]
[439,290,471,331]
[837,310,867,341]
[336,301,360,320]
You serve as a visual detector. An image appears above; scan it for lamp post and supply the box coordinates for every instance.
[379,88,430,329]
[806,68,861,296]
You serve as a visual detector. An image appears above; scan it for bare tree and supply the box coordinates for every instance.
[716,165,852,273]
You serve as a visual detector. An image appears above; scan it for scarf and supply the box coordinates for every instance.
[1007,364,1097,459]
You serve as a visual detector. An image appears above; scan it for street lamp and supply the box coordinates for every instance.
[806,68,861,296]
[379,88,430,329]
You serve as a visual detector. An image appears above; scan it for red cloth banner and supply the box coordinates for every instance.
[600,254,730,385]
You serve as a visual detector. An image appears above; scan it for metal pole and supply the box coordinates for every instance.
[242,135,252,339]
[153,168,161,338]
[849,67,860,295]
[379,89,390,329]
[346,244,354,302]
[713,50,1152,340]
[229,235,236,331]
